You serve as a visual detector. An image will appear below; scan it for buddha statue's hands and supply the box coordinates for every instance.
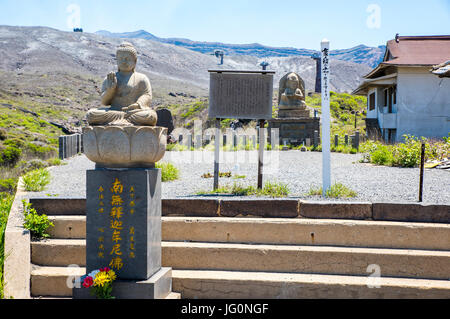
[123,103,142,121]
[105,72,118,91]
[122,103,140,112]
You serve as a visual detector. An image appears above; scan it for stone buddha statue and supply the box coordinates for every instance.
[86,42,157,126]
[277,72,310,118]
[278,72,307,109]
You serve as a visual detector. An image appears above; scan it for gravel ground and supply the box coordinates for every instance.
[24,151,450,204]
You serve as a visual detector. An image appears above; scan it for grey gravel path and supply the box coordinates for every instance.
[25,151,450,204]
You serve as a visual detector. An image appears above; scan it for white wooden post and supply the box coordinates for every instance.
[321,39,331,196]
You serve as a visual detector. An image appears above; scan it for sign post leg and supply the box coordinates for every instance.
[419,142,425,202]
[258,119,265,189]
[214,119,220,190]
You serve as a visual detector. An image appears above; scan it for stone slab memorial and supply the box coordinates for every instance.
[73,42,174,299]
[85,169,161,280]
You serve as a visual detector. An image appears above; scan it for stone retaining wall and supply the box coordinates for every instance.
[4,178,30,299]
[29,198,450,223]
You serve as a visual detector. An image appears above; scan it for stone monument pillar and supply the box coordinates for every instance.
[73,42,174,299]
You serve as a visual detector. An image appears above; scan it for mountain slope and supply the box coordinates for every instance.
[95,29,385,68]
[0,25,371,94]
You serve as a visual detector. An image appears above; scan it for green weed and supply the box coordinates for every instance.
[22,169,51,192]
[155,162,180,182]
[307,182,357,198]
[22,201,54,240]
[197,181,290,198]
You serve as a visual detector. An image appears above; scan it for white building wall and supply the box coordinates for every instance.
[396,67,450,141]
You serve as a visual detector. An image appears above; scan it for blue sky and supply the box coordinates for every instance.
[0,0,449,49]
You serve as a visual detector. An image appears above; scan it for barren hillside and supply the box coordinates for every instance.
[0,26,371,94]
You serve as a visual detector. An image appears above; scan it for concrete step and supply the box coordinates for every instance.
[48,216,450,251]
[31,266,450,299]
[31,266,85,297]
[171,270,450,299]
[31,239,450,280]
[48,216,86,239]
[30,266,181,299]
[165,292,182,299]
[163,217,450,251]
[31,239,86,267]
[163,242,450,280]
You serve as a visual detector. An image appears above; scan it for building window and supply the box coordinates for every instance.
[383,89,388,107]
[393,86,397,105]
[369,93,375,111]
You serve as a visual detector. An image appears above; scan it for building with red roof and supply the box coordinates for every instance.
[353,35,450,143]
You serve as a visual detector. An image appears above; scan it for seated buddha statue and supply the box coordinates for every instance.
[278,72,307,109]
[86,42,157,126]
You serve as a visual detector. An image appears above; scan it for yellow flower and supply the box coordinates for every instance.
[94,272,111,287]
[108,270,117,281]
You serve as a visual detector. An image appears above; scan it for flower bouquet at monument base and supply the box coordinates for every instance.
[81,267,117,299]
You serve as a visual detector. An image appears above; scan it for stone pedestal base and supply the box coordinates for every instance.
[73,267,173,299]
[268,118,320,146]
[86,169,161,280]
[278,109,311,118]
[75,168,176,299]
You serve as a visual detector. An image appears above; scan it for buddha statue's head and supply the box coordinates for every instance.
[286,73,300,90]
[116,42,138,72]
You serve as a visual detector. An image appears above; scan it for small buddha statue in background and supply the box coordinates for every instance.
[279,72,307,109]
[277,72,311,118]
[86,42,157,126]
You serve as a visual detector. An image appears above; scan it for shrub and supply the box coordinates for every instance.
[16,159,49,176]
[166,144,188,152]
[25,143,56,157]
[22,168,51,192]
[361,135,449,168]
[391,135,421,168]
[46,158,63,166]
[0,129,7,141]
[3,138,25,148]
[0,178,17,194]
[370,145,393,165]
[0,146,22,167]
[22,201,54,240]
[155,162,179,182]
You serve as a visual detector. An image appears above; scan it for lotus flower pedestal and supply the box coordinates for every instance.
[82,126,167,169]
[73,126,175,299]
